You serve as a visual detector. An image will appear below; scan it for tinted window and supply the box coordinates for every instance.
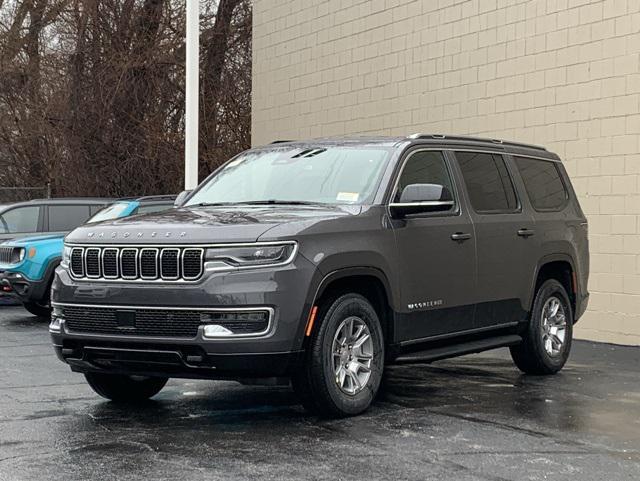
[48,205,91,231]
[0,206,40,233]
[135,204,173,215]
[456,152,518,213]
[515,157,568,211]
[395,151,454,204]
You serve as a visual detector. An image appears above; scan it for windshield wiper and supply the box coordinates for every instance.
[240,200,326,206]
[190,202,236,207]
[189,200,327,207]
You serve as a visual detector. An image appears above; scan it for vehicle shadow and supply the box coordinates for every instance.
[1,306,47,328]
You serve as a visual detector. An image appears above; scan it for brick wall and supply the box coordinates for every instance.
[252,0,640,345]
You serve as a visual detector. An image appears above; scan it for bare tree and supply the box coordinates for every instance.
[0,0,252,199]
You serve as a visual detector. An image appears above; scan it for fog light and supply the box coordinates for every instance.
[203,324,233,337]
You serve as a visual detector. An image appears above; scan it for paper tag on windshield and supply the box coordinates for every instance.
[337,192,359,202]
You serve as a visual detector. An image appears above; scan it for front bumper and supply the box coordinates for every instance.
[51,254,318,377]
[52,340,303,380]
[0,271,48,305]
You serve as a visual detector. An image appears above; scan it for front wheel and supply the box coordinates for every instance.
[293,293,385,417]
[85,373,168,402]
[510,279,573,375]
[23,301,52,319]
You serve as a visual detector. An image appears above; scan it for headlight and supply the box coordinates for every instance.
[204,242,297,270]
[61,245,71,268]
[9,247,25,264]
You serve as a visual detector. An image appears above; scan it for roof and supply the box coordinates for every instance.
[265,134,560,161]
[0,197,113,212]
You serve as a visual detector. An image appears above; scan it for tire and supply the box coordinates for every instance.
[23,301,52,319]
[292,293,385,417]
[85,373,168,402]
[510,279,573,375]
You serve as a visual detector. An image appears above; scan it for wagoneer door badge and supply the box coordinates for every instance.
[408,299,443,310]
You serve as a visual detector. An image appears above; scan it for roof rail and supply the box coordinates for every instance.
[270,140,295,144]
[406,133,547,152]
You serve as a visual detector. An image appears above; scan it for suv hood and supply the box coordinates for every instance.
[65,205,361,244]
[3,233,65,247]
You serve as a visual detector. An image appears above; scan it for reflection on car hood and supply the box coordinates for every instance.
[65,204,362,244]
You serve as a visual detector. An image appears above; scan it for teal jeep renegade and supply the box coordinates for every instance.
[0,196,175,317]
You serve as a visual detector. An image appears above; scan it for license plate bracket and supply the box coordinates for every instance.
[116,310,136,329]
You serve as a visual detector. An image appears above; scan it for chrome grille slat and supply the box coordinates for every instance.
[70,248,84,277]
[101,248,118,278]
[160,248,180,279]
[120,249,138,279]
[68,246,204,282]
[182,249,204,280]
[0,247,13,264]
[139,248,159,279]
[85,248,101,278]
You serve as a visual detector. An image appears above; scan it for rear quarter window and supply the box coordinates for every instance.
[514,157,568,211]
[48,205,92,231]
[455,151,518,213]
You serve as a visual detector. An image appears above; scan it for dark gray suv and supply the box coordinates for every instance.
[50,134,589,417]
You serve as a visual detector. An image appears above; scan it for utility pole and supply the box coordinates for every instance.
[184,0,199,190]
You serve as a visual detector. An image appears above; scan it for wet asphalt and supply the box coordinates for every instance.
[1,305,639,481]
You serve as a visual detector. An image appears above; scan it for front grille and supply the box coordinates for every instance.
[70,248,84,276]
[85,249,101,277]
[182,249,203,279]
[102,249,118,278]
[140,249,158,279]
[121,249,137,278]
[62,305,271,338]
[68,246,204,282]
[160,249,179,278]
[0,247,14,264]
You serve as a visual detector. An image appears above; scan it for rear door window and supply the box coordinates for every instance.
[455,152,518,213]
[0,206,41,233]
[48,205,92,231]
[514,157,568,211]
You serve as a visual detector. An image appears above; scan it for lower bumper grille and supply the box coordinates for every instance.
[61,305,271,338]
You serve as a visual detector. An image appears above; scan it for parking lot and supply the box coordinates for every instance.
[0,305,638,481]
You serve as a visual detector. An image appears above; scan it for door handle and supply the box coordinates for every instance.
[517,228,535,238]
[451,232,472,241]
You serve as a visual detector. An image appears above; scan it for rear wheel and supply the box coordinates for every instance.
[292,293,384,417]
[510,279,573,375]
[85,373,168,402]
[23,301,51,319]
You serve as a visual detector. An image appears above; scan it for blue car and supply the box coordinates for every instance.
[0,195,175,317]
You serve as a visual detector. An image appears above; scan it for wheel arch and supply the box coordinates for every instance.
[530,254,577,321]
[304,267,396,345]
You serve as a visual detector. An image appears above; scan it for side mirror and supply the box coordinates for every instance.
[174,190,193,207]
[390,183,454,218]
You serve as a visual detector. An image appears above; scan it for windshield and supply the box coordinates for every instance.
[87,202,131,223]
[185,147,391,206]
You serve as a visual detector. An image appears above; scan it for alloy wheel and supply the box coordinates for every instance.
[541,296,567,357]
[332,316,374,395]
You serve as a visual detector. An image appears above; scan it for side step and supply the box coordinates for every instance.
[392,334,522,365]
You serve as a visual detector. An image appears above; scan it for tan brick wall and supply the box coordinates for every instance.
[252,0,640,345]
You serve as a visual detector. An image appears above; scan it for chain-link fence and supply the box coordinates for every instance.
[0,184,51,203]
